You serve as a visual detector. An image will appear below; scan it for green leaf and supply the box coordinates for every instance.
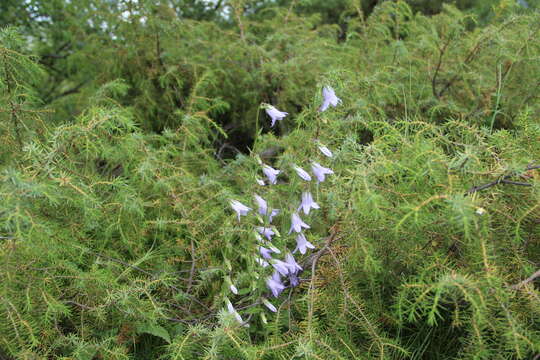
[136,323,171,344]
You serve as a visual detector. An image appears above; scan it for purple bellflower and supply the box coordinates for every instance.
[266,271,286,297]
[259,244,281,259]
[266,243,281,254]
[295,233,315,255]
[262,298,277,312]
[265,105,288,127]
[254,195,268,217]
[259,246,273,260]
[319,86,342,112]
[285,253,302,274]
[226,300,246,325]
[298,191,320,215]
[255,257,270,268]
[255,194,280,223]
[289,273,300,287]
[272,259,294,276]
[293,166,312,181]
[289,212,310,234]
[268,209,280,223]
[229,200,251,221]
[262,164,280,185]
[254,232,263,243]
[318,145,333,158]
[256,226,275,241]
[311,162,334,183]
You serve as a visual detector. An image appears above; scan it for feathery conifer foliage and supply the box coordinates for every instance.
[1,1,539,359]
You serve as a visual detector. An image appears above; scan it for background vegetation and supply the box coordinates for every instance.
[1,0,539,359]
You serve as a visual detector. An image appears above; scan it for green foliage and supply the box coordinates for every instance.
[1,1,540,359]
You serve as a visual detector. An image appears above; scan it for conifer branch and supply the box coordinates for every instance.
[510,269,540,290]
[465,163,539,195]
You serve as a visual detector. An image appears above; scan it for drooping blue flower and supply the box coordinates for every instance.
[311,162,334,183]
[272,259,294,276]
[289,273,300,287]
[268,209,280,223]
[255,257,270,268]
[257,226,275,241]
[229,200,252,221]
[266,243,281,254]
[259,246,273,260]
[265,105,288,127]
[294,233,315,255]
[266,271,286,297]
[285,253,302,274]
[298,191,320,215]
[293,165,312,181]
[254,194,279,223]
[226,300,246,325]
[262,298,277,312]
[254,195,268,217]
[262,164,280,185]
[288,212,310,234]
[319,86,342,112]
[318,144,333,158]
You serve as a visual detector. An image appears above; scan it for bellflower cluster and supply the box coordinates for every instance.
[226,85,340,326]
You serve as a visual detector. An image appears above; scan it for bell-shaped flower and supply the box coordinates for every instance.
[256,226,275,241]
[226,300,246,325]
[288,212,310,234]
[262,164,280,185]
[294,233,315,255]
[285,253,302,274]
[266,271,286,297]
[255,257,269,268]
[230,284,238,295]
[268,209,280,223]
[298,191,320,215]
[289,273,300,287]
[265,105,288,127]
[254,194,279,223]
[318,145,333,158]
[293,165,312,181]
[254,195,268,217]
[319,86,342,112]
[230,200,252,221]
[262,298,277,312]
[311,162,334,183]
[259,246,273,260]
[266,243,281,254]
[272,259,294,276]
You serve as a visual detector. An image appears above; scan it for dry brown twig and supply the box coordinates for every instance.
[510,269,540,290]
